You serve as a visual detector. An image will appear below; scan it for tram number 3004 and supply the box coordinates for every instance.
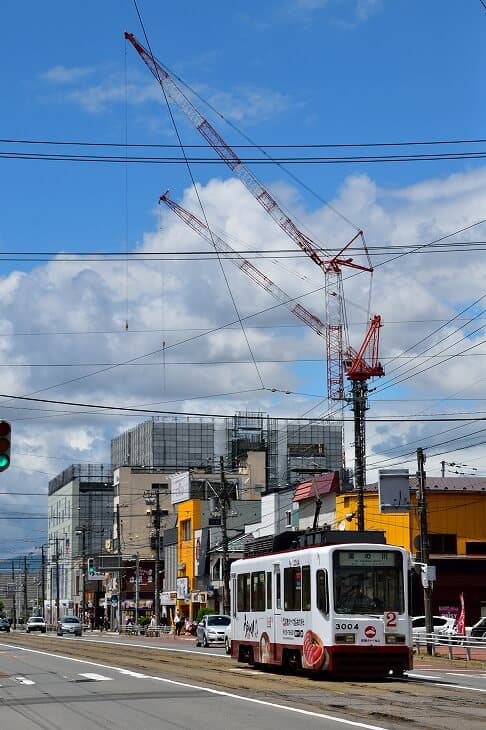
[335,623,359,631]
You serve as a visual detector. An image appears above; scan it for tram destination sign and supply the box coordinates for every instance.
[338,550,396,567]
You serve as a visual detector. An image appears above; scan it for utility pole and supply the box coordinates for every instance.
[352,380,368,531]
[219,457,231,616]
[23,555,28,619]
[116,503,122,630]
[76,527,87,625]
[11,559,17,629]
[55,537,60,623]
[441,460,445,478]
[144,489,167,626]
[134,553,140,627]
[416,447,433,655]
[40,545,46,614]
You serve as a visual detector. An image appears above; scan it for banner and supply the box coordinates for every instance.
[457,592,465,636]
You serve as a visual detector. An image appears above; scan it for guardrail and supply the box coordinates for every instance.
[414,632,486,660]
[118,625,173,637]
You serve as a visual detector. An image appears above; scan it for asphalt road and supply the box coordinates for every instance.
[1,631,485,730]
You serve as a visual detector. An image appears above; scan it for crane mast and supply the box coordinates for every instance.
[344,315,385,529]
[125,32,372,401]
[160,191,327,337]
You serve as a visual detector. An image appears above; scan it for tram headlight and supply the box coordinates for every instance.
[335,633,356,644]
[385,633,406,644]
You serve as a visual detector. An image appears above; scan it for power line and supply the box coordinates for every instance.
[2,136,485,149]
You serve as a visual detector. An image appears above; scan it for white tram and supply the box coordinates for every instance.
[229,541,412,677]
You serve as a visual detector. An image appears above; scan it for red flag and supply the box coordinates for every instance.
[457,592,465,635]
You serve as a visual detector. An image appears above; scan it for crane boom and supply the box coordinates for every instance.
[159,191,326,338]
[125,32,373,401]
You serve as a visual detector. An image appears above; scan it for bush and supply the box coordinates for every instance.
[195,607,216,624]
[137,615,151,627]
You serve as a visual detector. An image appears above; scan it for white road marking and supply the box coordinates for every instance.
[14,676,35,685]
[407,673,442,680]
[118,669,148,678]
[436,681,486,693]
[79,673,113,681]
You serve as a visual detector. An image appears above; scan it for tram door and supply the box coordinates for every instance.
[272,562,281,648]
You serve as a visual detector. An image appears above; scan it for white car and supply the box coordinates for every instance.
[26,616,47,634]
[411,615,456,639]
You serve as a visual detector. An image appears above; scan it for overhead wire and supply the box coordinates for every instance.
[132,0,265,392]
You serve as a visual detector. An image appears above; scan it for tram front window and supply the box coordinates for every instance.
[333,549,404,615]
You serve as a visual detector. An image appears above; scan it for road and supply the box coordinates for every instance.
[0,631,485,730]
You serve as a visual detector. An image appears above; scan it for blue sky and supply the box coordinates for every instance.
[0,0,485,557]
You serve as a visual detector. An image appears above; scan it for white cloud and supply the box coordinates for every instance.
[41,65,94,84]
[2,165,486,554]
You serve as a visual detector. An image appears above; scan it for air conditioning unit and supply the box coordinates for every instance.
[177,562,186,570]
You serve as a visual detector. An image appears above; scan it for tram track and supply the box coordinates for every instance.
[1,633,485,729]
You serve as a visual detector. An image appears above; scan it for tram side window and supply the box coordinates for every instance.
[251,571,266,611]
[302,565,311,611]
[266,572,272,609]
[316,569,329,615]
[237,573,251,612]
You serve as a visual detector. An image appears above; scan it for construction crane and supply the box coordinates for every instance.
[159,190,327,338]
[125,32,373,403]
[126,32,385,519]
[344,314,384,529]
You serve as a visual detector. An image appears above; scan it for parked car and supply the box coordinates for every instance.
[57,615,82,637]
[412,615,457,639]
[196,614,231,647]
[224,622,232,655]
[26,616,47,634]
[0,617,11,633]
[468,617,486,639]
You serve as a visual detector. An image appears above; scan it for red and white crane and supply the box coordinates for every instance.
[125,32,373,403]
[126,32,385,518]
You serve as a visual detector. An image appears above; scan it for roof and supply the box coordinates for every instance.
[293,472,340,503]
[364,476,486,494]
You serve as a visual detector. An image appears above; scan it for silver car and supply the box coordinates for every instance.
[196,614,231,647]
[57,615,82,636]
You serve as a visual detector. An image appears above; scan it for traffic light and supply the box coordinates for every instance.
[0,421,11,472]
[87,558,95,576]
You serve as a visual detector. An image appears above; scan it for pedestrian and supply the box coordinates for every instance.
[103,615,110,632]
[174,610,182,636]
[150,614,156,628]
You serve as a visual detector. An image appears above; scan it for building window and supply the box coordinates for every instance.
[285,510,292,528]
[429,534,457,554]
[181,519,191,542]
[465,542,486,555]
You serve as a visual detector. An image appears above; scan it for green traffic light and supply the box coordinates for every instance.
[0,455,9,469]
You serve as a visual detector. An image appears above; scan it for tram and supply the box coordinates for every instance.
[229,536,412,677]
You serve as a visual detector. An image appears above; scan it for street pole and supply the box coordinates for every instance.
[219,457,231,616]
[40,545,46,614]
[135,554,140,627]
[352,380,368,531]
[23,555,28,620]
[416,447,433,655]
[11,559,17,629]
[154,491,161,626]
[55,537,60,623]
